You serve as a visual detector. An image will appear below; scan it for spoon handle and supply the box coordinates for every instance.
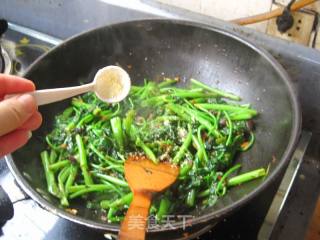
[31,83,94,106]
[119,192,152,240]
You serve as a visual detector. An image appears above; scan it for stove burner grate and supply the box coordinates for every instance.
[0,47,12,74]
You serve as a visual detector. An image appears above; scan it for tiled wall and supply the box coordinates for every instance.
[155,0,320,49]
[156,0,272,31]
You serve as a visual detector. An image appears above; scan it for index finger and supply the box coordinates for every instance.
[0,74,35,99]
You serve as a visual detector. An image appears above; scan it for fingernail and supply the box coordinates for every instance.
[17,94,36,113]
[28,131,32,139]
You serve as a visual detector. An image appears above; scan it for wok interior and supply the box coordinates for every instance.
[11,21,294,227]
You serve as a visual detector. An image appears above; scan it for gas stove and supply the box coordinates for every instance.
[0,22,58,76]
[0,20,11,74]
[0,19,319,240]
[0,47,11,75]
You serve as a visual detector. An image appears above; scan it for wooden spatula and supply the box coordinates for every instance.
[118,155,179,240]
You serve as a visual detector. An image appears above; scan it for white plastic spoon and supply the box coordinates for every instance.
[26,65,131,105]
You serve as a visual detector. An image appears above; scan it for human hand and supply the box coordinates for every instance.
[0,74,42,157]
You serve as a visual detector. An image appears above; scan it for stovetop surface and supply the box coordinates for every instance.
[0,25,319,240]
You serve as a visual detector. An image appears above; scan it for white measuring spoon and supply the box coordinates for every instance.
[26,65,131,105]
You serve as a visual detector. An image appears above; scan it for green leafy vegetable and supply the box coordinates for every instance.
[41,78,266,223]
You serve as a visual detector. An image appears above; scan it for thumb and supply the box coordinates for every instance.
[0,94,37,136]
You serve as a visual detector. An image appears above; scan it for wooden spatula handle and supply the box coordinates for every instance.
[119,192,152,240]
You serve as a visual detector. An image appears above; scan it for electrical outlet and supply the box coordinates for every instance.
[266,4,316,45]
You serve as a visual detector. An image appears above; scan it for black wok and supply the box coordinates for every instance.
[5,19,300,238]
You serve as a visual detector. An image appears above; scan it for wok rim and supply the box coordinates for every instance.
[5,18,301,233]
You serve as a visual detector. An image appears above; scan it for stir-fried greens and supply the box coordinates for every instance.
[41,78,266,222]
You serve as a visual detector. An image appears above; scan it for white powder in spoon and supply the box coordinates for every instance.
[95,68,124,100]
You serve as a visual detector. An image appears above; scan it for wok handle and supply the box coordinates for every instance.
[119,192,152,240]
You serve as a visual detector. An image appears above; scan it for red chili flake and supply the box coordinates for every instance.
[202,132,208,141]
[241,141,250,149]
